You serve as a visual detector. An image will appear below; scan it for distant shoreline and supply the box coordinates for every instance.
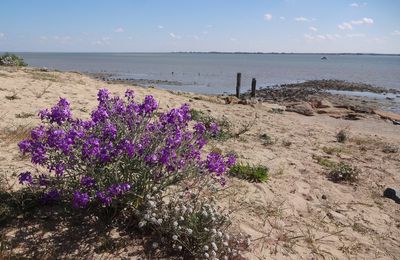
[1,51,400,56]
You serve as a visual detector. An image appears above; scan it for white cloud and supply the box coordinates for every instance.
[230,37,237,41]
[157,25,164,29]
[128,36,133,40]
[40,36,47,40]
[202,30,208,35]
[338,22,353,30]
[294,17,309,22]
[193,35,200,40]
[351,17,374,25]
[304,34,314,40]
[346,33,366,38]
[206,24,213,28]
[304,33,341,41]
[280,16,286,20]
[0,32,4,38]
[169,32,182,39]
[114,27,124,33]
[264,13,272,21]
[309,26,317,32]
[392,30,400,36]
[92,36,111,45]
[350,2,367,7]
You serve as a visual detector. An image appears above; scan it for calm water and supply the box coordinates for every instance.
[17,52,400,94]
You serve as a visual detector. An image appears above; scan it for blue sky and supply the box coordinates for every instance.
[0,0,399,53]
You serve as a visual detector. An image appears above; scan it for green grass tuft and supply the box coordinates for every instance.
[229,163,269,182]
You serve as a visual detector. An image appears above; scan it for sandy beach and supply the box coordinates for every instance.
[1,66,400,259]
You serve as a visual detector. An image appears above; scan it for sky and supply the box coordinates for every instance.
[0,0,399,53]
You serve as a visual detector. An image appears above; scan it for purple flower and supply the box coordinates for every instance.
[38,174,48,187]
[226,155,236,167]
[80,176,95,188]
[96,191,112,207]
[18,171,33,185]
[54,163,65,176]
[194,123,206,135]
[91,107,109,123]
[206,153,226,176]
[49,98,72,125]
[41,189,60,204]
[18,139,32,154]
[125,89,135,100]
[97,89,110,103]
[103,123,117,140]
[140,95,158,114]
[108,183,131,197]
[31,125,46,140]
[209,122,220,135]
[73,191,90,208]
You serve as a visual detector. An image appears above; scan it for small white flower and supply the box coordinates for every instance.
[202,211,208,217]
[172,235,178,240]
[217,231,223,237]
[157,218,163,224]
[211,250,217,256]
[180,216,184,221]
[173,221,178,227]
[148,200,156,208]
[225,234,230,240]
[211,229,217,235]
[204,252,210,258]
[204,227,209,232]
[223,241,229,246]
[138,220,147,228]
[203,245,209,251]
[187,228,193,235]
[152,242,159,248]
[177,245,182,251]
[211,242,218,251]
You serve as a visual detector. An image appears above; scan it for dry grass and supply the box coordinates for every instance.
[0,123,33,147]
[29,71,60,82]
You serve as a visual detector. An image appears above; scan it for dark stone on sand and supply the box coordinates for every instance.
[322,194,327,200]
[286,102,314,116]
[383,188,400,204]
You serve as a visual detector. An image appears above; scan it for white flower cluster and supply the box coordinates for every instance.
[136,192,250,259]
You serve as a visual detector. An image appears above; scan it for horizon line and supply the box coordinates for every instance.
[1,51,400,56]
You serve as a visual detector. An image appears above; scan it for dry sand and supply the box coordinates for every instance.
[1,66,399,259]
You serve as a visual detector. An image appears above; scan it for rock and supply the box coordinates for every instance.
[373,109,400,122]
[311,99,333,109]
[393,120,400,125]
[224,96,240,105]
[238,98,258,105]
[286,102,314,116]
[342,113,363,120]
[382,146,399,153]
[383,188,400,204]
[321,194,327,200]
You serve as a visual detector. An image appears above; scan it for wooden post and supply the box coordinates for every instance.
[236,73,241,98]
[251,78,256,98]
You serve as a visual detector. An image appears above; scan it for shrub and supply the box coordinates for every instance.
[229,163,269,182]
[327,162,360,183]
[336,129,348,143]
[0,53,27,67]
[137,192,249,258]
[18,89,235,211]
[16,89,246,257]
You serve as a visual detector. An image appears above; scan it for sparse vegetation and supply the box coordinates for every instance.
[0,53,27,67]
[229,163,269,182]
[327,162,360,183]
[260,133,275,146]
[15,112,35,119]
[336,129,349,143]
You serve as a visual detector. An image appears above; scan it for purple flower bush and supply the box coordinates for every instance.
[18,89,235,210]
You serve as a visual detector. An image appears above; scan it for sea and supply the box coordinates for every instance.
[16,52,400,95]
